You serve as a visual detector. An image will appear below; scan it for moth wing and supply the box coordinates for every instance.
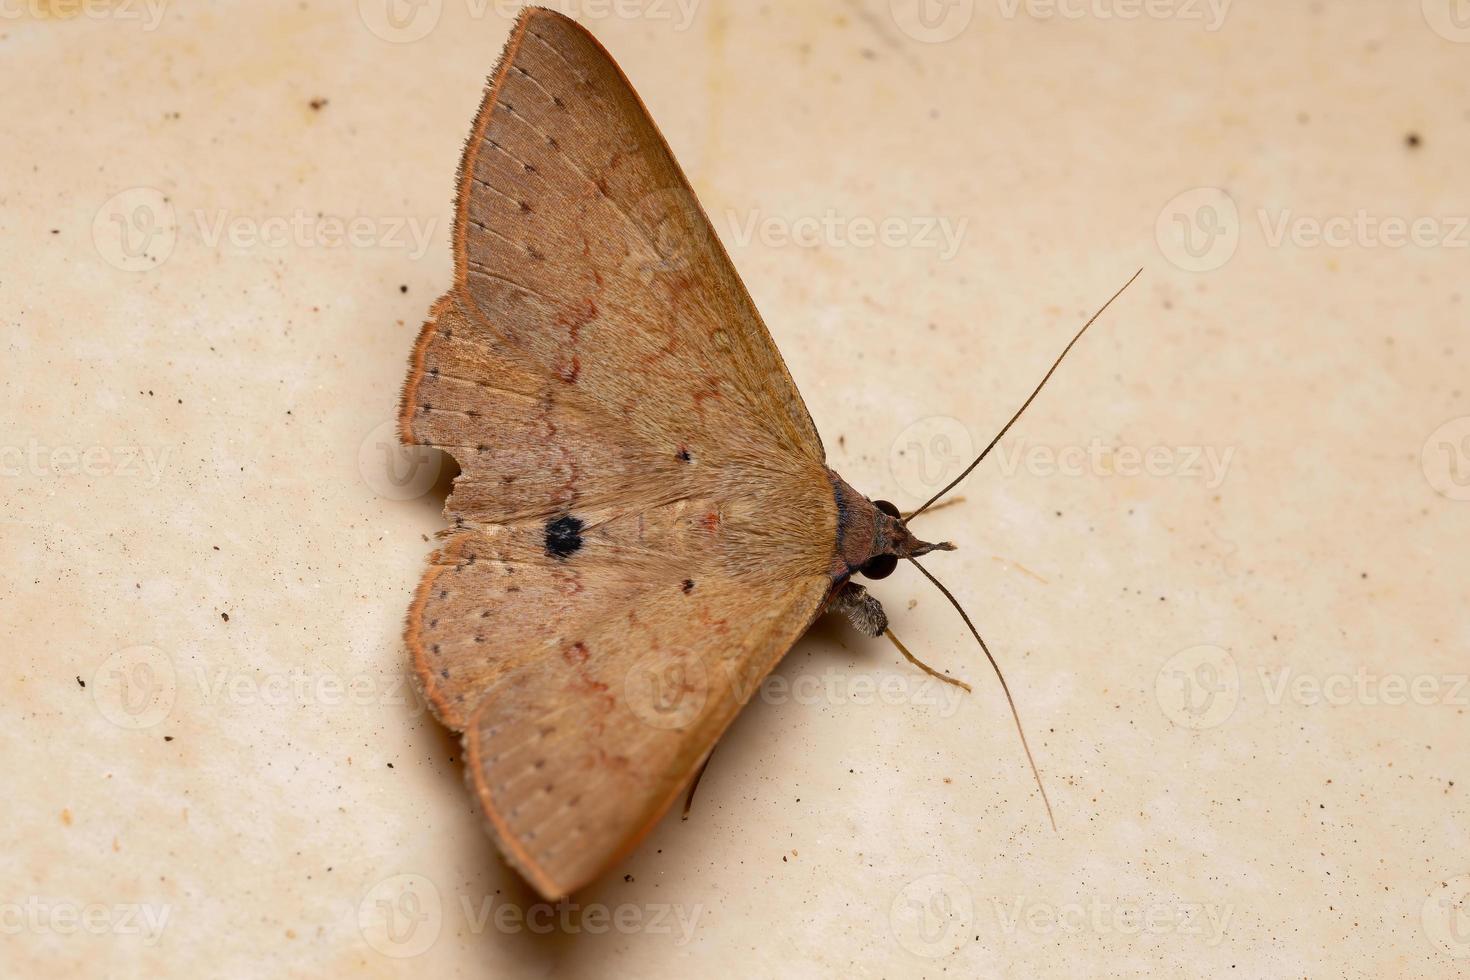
[413,521,830,898]
[398,8,840,897]
[400,6,824,530]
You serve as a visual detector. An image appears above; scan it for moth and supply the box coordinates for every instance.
[399,6,1136,899]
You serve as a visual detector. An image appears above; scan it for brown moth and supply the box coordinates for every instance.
[400,6,1133,900]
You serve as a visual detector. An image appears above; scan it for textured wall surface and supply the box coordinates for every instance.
[4,1,1468,976]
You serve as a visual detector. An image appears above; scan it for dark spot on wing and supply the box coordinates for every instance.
[682,579,695,594]
[545,515,585,559]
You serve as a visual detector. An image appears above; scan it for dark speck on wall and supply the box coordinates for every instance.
[310,97,329,111]
[1406,132,1421,148]
[76,675,85,688]
[221,612,229,622]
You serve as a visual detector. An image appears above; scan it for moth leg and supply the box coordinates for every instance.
[829,581,888,638]
[682,748,715,820]
[830,584,970,692]
[884,627,972,693]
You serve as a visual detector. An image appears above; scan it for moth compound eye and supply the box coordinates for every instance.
[873,499,901,519]
[859,554,898,580]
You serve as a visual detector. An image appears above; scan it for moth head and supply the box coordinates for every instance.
[855,496,954,582]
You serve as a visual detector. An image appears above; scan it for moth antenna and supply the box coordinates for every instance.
[908,268,1143,521]
[907,557,1058,833]
[884,628,972,693]
[900,496,966,521]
